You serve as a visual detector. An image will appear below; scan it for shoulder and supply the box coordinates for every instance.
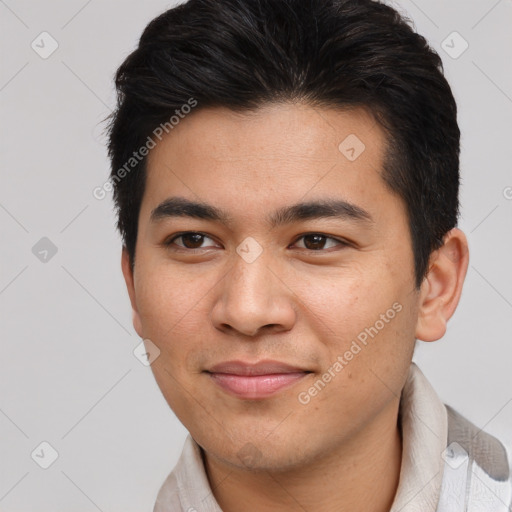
[437,405,512,511]
[446,405,510,479]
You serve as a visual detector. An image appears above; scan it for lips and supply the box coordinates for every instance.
[206,360,311,399]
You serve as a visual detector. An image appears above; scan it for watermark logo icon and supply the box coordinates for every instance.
[31,441,59,469]
[236,237,263,263]
[441,441,469,469]
[32,237,58,263]
[237,442,263,468]
[338,134,366,161]
[31,32,59,59]
[133,339,161,366]
[441,31,469,59]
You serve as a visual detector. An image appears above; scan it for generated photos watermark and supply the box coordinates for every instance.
[93,97,198,200]
[297,301,403,405]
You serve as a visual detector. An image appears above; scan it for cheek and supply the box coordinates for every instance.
[288,263,397,343]
[134,263,214,347]
[299,266,415,387]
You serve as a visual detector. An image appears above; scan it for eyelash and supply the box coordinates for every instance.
[163,231,350,253]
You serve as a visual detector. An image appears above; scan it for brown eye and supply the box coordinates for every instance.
[179,233,206,248]
[293,234,347,251]
[166,232,218,250]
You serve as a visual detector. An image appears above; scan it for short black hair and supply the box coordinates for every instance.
[107,0,460,289]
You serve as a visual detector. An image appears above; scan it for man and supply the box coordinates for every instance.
[107,0,512,510]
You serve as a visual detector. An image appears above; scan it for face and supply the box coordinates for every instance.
[123,103,423,471]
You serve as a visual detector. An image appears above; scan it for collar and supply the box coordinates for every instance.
[390,362,447,511]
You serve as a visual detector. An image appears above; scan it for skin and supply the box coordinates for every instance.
[122,102,469,512]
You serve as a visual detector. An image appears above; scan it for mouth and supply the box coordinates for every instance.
[205,360,313,400]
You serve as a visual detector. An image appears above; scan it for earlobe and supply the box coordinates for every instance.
[121,248,143,338]
[415,228,469,342]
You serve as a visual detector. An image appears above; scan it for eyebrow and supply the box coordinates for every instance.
[150,196,374,228]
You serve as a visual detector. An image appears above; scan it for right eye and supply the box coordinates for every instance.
[164,232,221,251]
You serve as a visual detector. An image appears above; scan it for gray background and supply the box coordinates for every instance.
[1,0,511,510]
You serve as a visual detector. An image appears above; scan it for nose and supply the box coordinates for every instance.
[210,250,297,338]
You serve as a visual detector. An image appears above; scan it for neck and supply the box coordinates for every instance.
[204,401,403,512]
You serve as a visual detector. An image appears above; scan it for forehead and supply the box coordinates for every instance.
[147,102,383,166]
[141,102,401,226]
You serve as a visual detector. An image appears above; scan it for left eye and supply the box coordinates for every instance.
[292,234,346,251]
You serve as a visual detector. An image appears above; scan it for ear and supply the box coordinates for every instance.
[121,248,143,338]
[415,228,469,342]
